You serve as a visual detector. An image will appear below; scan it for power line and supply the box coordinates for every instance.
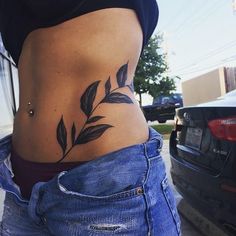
[159,1,236,79]
[174,58,236,77]
[169,0,217,34]
[159,0,190,31]
[185,0,226,33]
[174,0,224,40]
[172,39,236,73]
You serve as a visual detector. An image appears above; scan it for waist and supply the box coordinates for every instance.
[5,127,162,203]
[14,57,148,163]
[13,101,149,163]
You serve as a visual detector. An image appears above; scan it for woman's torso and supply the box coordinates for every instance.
[12,8,149,163]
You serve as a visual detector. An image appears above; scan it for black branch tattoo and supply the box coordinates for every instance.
[56,63,134,162]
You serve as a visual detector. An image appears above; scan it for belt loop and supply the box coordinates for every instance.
[157,135,163,152]
[143,142,147,159]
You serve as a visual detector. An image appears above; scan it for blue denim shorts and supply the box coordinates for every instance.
[0,127,181,235]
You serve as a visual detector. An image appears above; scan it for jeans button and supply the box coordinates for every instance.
[137,187,143,195]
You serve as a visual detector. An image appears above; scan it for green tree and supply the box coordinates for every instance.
[134,35,178,106]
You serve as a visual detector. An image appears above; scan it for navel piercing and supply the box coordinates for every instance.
[28,109,34,117]
[27,101,34,117]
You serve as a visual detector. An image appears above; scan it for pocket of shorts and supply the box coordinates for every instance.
[161,175,181,235]
[57,171,145,202]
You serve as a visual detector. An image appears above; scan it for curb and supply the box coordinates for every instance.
[178,199,230,236]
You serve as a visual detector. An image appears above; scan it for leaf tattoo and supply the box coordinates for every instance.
[105,77,111,95]
[71,123,76,145]
[81,81,100,117]
[87,116,105,124]
[75,124,113,145]
[102,92,133,104]
[117,63,128,87]
[56,62,135,162]
[57,116,67,155]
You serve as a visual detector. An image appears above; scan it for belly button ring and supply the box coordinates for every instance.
[27,101,34,117]
[28,109,35,117]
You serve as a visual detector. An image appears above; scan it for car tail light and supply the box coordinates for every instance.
[208,116,236,141]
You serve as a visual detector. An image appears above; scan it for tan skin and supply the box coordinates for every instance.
[12,8,149,163]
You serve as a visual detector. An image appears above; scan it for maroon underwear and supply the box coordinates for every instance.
[11,149,86,200]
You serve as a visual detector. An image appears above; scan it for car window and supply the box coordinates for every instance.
[162,97,170,104]
[173,94,181,100]
[153,94,183,105]
[169,97,176,103]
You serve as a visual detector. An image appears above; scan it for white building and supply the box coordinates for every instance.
[182,67,236,106]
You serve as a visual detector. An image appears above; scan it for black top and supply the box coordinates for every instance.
[0,0,159,66]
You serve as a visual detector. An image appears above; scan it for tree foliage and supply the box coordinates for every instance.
[134,35,178,106]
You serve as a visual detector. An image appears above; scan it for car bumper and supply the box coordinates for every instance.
[169,143,236,229]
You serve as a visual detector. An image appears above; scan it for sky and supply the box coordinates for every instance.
[156,0,236,90]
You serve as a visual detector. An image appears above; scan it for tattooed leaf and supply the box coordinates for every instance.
[117,63,128,87]
[81,81,100,117]
[101,92,133,104]
[105,77,111,95]
[87,116,105,124]
[57,117,67,155]
[71,123,76,145]
[75,124,113,145]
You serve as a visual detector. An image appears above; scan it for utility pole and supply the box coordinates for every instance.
[232,0,236,14]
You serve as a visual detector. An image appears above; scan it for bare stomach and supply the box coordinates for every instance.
[12,8,149,163]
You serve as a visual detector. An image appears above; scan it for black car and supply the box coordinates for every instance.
[142,93,183,123]
[169,90,236,235]
[153,93,183,107]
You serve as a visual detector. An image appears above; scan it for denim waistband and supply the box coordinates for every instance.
[64,126,162,170]
[27,127,163,224]
[0,127,163,205]
[0,127,162,163]
[31,127,162,199]
[44,127,162,190]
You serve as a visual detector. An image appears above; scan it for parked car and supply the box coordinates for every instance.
[142,93,183,123]
[169,90,236,235]
[153,93,183,107]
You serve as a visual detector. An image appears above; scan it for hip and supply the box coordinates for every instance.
[0,127,181,235]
